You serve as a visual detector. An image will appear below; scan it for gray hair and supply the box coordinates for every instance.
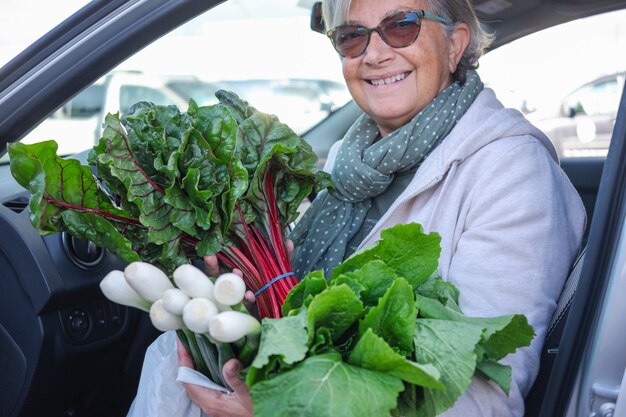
[322,0,494,83]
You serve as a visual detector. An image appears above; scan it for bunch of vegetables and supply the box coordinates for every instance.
[100,260,260,387]
[245,223,535,417]
[7,91,331,319]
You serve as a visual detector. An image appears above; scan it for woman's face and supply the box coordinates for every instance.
[340,0,468,136]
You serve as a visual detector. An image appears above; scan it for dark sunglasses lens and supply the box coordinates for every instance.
[380,12,421,47]
[332,27,369,57]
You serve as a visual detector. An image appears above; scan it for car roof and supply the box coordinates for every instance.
[477,0,626,48]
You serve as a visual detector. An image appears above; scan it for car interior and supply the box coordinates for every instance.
[0,0,625,416]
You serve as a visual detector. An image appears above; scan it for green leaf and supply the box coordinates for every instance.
[349,329,443,389]
[413,319,484,417]
[331,260,399,307]
[282,270,327,316]
[251,352,404,417]
[416,275,460,310]
[332,223,440,289]
[476,360,512,395]
[307,284,364,343]
[358,277,416,356]
[251,311,309,370]
[415,294,535,361]
[62,211,141,263]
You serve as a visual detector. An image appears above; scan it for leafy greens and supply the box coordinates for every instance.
[247,223,535,417]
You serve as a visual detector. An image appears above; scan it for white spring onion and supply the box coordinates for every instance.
[173,264,216,300]
[100,270,151,312]
[149,299,184,331]
[213,272,247,306]
[182,297,219,334]
[208,311,261,343]
[162,288,191,315]
[124,261,173,302]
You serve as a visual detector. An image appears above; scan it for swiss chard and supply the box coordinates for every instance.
[8,91,332,318]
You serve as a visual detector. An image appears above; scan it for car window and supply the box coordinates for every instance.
[478,10,626,158]
[7,0,351,158]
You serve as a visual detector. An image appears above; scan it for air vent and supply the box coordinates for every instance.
[2,197,29,213]
[62,232,106,269]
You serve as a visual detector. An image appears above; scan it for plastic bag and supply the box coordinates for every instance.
[127,331,230,417]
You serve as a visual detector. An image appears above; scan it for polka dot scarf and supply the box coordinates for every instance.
[289,71,484,278]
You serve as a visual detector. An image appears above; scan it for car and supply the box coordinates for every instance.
[0,1,625,417]
[530,72,626,158]
[19,71,189,156]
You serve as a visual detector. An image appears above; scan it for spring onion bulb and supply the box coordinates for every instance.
[209,311,261,343]
[100,270,151,312]
[182,297,219,334]
[162,288,190,315]
[173,264,215,300]
[213,273,247,306]
[150,299,184,331]
[124,262,173,302]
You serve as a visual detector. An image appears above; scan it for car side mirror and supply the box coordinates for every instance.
[310,2,325,34]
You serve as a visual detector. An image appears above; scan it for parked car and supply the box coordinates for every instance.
[532,72,625,158]
[1,1,626,417]
[17,71,188,157]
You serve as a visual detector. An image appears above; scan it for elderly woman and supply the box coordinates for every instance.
[177,0,586,416]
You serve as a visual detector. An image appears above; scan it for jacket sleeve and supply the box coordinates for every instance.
[440,139,586,417]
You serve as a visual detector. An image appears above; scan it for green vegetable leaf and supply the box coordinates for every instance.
[251,352,404,417]
[413,319,484,417]
[349,329,443,389]
[415,294,534,361]
[251,311,309,370]
[282,270,327,316]
[307,284,364,343]
[476,360,512,395]
[358,277,416,356]
[330,260,398,307]
[332,223,440,289]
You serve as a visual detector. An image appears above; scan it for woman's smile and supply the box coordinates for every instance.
[366,70,412,86]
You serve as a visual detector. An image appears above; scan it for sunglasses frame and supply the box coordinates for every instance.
[327,10,450,58]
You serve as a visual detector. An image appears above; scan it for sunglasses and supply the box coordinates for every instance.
[327,10,450,58]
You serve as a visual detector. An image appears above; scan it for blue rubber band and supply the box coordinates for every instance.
[254,272,295,296]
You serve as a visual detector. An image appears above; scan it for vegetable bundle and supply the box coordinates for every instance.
[8,91,331,318]
[100,261,261,388]
[246,223,535,417]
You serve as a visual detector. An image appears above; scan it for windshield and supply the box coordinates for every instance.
[0,0,351,163]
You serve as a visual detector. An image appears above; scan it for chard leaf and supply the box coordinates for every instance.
[349,328,443,390]
[415,294,534,361]
[62,211,141,263]
[332,223,440,289]
[251,311,309,370]
[307,284,363,343]
[90,114,182,240]
[413,319,484,417]
[358,277,416,356]
[188,101,238,163]
[8,140,127,233]
[476,360,512,395]
[251,352,404,417]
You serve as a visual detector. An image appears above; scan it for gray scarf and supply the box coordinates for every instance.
[290,71,484,278]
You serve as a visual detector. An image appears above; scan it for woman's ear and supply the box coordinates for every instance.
[448,22,470,73]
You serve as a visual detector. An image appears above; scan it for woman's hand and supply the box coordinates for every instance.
[177,338,254,417]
